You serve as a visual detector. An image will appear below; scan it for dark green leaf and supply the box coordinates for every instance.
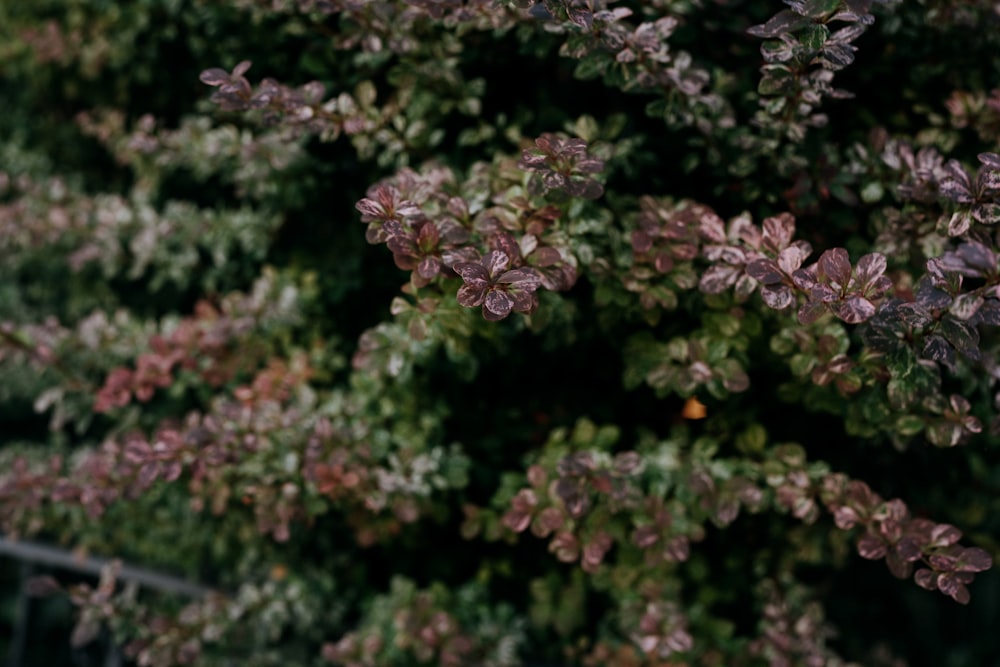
[940,317,980,360]
[758,65,796,95]
[800,24,830,51]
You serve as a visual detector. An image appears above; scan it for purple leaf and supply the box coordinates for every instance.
[761,285,794,310]
[355,198,384,220]
[746,258,784,285]
[483,250,510,278]
[936,573,969,604]
[857,533,887,560]
[940,160,972,194]
[511,289,538,313]
[633,525,660,548]
[810,283,840,303]
[956,547,993,572]
[534,134,557,153]
[940,317,980,359]
[820,43,857,69]
[896,537,922,562]
[550,532,579,563]
[442,247,478,269]
[542,171,568,192]
[699,265,740,294]
[797,300,828,324]
[492,232,522,264]
[835,295,876,323]
[416,221,439,250]
[560,137,588,156]
[707,245,747,265]
[914,568,937,590]
[138,463,160,489]
[895,302,932,330]
[978,152,1000,169]
[949,293,984,320]
[498,268,542,291]
[978,300,1000,325]
[417,256,441,279]
[654,253,674,273]
[518,152,548,169]
[698,215,727,243]
[866,275,893,299]
[977,168,1000,192]
[456,285,487,307]
[791,265,818,291]
[853,253,887,288]
[761,212,796,253]
[972,202,1000,224]
[928,551,959,571]
[568,178,604,200]
[663,535,690,562]
[951,583,971,605]
[947,211,973,237]
[576,157,605,174]
[930,523,962,546]
[503,510,532,533]
[484,290,515,320]
[199,68,231,85]
[531,246,562,267]
[886,550,912,579]
[632,230,654,253]
[956,242,996,274]
[915,277,954,309]
[777,245,809,274]
[454,262,489,286]
[566,8,593,28]
[818,248,852,288]
[829,23,867,43]
[747,10,810,38]
[939,169,974,203]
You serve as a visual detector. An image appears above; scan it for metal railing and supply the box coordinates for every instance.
[1,535,210,667]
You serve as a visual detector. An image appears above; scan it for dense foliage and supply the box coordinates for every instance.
[2,0,1000,665]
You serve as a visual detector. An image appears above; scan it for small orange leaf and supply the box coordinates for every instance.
[681,397,707,420]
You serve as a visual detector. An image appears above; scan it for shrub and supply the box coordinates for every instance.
[2,0,999,665]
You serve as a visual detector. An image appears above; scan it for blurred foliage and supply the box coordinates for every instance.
[1,1,1000,666]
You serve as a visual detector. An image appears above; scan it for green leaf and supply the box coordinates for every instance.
[895,415,925,437]
[790,353,816,377]
[796,0,842,18]
[758,65,796,95]
[927,421,964,447]
[355,80,377,107]
[761,39,797,63]
[800,24,830,51]
[573,54,608,80]
[860,181,884,203]
[774,443,806,466]
[692,436,719,462]
[886,355,941,410]
[571,115,600,142]
[736,424,768,454]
